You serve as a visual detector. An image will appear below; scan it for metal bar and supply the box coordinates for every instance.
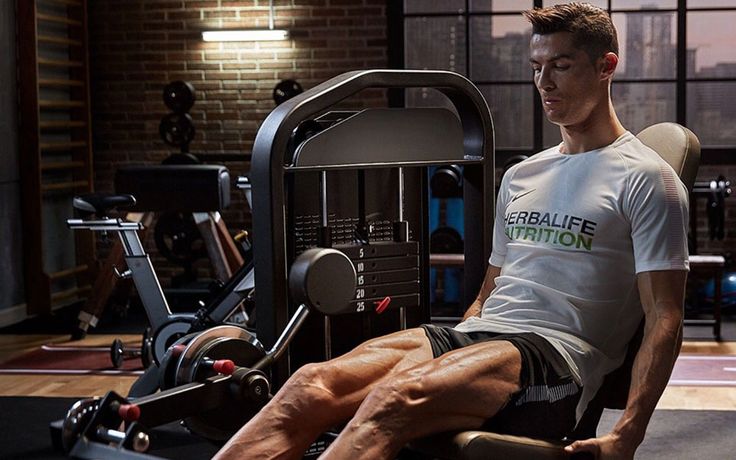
[255,304,311,370]
[133,375,233,427]
[324,317,332,360]
[268,0,275,30]
[40,140,87,150]
[39,78,85,87]
[50,285,91,301]
[398,167,405,222]
[41,0,83,6]
[41,180,89,192]
[398,166,407,329]
[49,264,88,279]
[41,160,86,171]
[37,35,83,46]
[37,12,83,26]
[125,255,173,328]
[67,218,144,232]
[39,99,85,108]
[677,0,687,124]
[118,230,146,257]
[265,304,311,364]
[320,171,328,228]
[37,57,84,67]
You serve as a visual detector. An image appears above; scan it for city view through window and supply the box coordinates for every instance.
[402,1,736,151]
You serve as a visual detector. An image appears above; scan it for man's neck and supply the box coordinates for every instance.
[558,102,626,154]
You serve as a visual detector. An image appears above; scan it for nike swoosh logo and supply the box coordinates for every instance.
[511,189,536,203]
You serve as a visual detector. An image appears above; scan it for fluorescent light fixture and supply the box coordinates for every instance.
[202,29,289,42]
[202,0,289,42]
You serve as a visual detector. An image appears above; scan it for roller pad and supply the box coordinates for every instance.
[115,165,231,212]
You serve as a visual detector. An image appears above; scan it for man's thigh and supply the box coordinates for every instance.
[353,338,524,437]
[310,327,436,397]
[419,325,581,439]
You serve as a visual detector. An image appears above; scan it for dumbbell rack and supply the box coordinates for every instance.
[250,69,495,387]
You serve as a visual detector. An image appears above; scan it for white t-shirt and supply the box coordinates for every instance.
[455,131,690,421]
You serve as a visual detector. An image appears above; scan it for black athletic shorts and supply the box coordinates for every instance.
[420,324,582,439]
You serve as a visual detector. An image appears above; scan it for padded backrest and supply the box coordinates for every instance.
[572,123,701,439]
[636,122,701,192]
[408,124,703,457]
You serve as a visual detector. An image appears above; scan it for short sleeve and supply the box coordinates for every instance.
[625,160,690,273]
[489,167,514,267]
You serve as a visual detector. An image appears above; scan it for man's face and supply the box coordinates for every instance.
[529,31,608,128]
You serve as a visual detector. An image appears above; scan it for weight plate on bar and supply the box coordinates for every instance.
[159,112,196,148]
[182,335,266,441]
[163,80,196,113]
[153,212,207,266]
[173,325,263,387]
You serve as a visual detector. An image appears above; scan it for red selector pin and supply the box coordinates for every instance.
[374,296,391,314]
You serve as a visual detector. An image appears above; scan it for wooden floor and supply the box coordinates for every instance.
[0,333,139,398]
[659,340,736,411]
[0,333,735,411]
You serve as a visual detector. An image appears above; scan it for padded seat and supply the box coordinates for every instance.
[409,430,570,459]
[407,123,701,460]
[115,164,231,212]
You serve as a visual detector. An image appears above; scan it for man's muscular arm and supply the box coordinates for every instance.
[462,264,501,321]
[566,270,687,459]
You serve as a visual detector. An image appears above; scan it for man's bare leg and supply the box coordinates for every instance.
[320,340,522,460]
[211,327,434,460]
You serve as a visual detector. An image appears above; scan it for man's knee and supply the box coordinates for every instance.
[362,371,427,419]
[281,362,337,407]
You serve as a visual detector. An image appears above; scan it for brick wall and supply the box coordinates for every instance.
[88,0,387,194]
[87,0,388,282]
[86,1,736,286]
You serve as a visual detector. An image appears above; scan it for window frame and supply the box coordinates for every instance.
[391,0,736,165]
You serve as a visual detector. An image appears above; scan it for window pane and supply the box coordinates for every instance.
[687,82,736,147]
[613,83,676,134]
[542,0,607,8]
[612,0,676,8]
[687,0,736,7]
[687,11,736,78]
[612,12,677,79]
[404,0,465,14]
[543,84,677,147]
[470,16,532,81]
[479,84,534,149]
[405,16,467,75]
[470,0,533,12]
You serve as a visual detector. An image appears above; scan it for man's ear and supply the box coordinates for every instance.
[600,52,618,80]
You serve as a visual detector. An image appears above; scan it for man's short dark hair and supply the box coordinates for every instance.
[523,2,619,62]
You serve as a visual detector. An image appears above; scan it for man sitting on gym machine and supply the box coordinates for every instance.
[214,3,689,459]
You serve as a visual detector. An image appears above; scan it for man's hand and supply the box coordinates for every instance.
[564,433,636,460]
[565,271,685,460]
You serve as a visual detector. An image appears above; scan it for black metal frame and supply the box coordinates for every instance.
[250,69,495,387]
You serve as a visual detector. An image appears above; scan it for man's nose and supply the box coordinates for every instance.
[536,67,555,91]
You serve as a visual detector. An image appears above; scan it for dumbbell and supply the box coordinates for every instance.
[430,164,463,198]
[109,329,153,369]
[430,226,464,254]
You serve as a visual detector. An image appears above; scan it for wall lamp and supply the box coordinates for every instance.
[202,0,289,42]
